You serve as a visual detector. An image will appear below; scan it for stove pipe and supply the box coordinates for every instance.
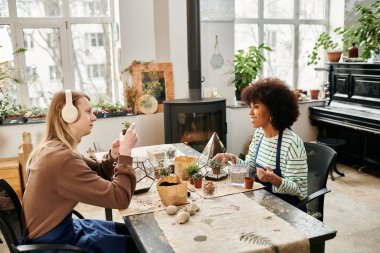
[187,0,202,101]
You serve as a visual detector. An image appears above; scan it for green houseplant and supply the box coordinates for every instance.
[233,44,272,100]
[307,32,343,65]
[354,0,380,60]
[186,164,200,184]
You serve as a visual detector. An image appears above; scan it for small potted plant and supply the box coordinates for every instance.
[3,104,27,124]
[121,120,133,135]
[192,172,203,189]
[307,31,343,65]
[26,106,47,123]
[114,101,129,116]
[186,164,200,184]
[233,43,272,101]
[209,158,223,175]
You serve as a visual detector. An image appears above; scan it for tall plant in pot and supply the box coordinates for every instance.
[233,44,272,101]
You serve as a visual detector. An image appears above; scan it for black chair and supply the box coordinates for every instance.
[317,137,346,180]
[296,142,337,221]
[0,179,86,252]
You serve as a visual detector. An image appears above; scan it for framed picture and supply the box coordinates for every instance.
[132,62,174,113]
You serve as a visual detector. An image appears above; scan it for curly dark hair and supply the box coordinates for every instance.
[241,78,299,130]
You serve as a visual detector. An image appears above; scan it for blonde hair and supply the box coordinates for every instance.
[27,90,90,167]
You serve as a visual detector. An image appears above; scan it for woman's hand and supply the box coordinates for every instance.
[256,166,274,183]
[118,122,138,157]
[212,153,236,165]
[110,139,120,159]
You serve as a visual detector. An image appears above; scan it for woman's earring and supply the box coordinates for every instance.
[270,116,273,122]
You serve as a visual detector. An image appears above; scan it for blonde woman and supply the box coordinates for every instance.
[23,90,138,252]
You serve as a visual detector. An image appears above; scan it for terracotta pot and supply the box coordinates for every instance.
[327,51,342,63]
[309,89,320,100]
[193,178,202,188]
[244,177,254,189]
[189,177,194,185]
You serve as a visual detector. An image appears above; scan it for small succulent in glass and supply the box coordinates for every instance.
[209,158,223,175]
[121,120,133,135]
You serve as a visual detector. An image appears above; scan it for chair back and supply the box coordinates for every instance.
[0,179,24,252]
[304,142,337,220]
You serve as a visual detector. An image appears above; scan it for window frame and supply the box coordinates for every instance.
[0,0,118,106]
[234,0,330,88]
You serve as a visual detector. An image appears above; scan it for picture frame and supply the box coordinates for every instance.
[132,62,174,113]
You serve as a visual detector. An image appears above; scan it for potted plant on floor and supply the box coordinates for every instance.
[233,44,272,101]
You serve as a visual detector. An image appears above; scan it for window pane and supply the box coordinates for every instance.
[23,28,63,107]
[298,25,325,90]
[235,0,258,19]
[71,24,113,101]
[264,0,293,19]
[70,0,110,17]
[0,25,18,100]
[300,0,325,19]
[0,0,9,17]
[16,0,62,17]
[263,25,293,86]
[201,0,234,21]
[234,24,258,52]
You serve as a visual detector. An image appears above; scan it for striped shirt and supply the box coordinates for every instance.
[237,127,308,200]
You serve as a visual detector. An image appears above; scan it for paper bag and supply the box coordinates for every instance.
[174,156,197,181]
[156,175,188,206]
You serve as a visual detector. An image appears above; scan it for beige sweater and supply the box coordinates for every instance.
[23,142,136,239]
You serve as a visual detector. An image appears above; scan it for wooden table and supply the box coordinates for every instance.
[122,143,337,253]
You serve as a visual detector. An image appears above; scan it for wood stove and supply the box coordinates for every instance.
[163,0,227,152]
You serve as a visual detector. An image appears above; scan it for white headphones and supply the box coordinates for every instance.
[61,89,79,123]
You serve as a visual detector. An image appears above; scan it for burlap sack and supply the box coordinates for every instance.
[174,156,197,181]
[156,175,188,206]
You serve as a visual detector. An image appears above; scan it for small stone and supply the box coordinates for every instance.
[166,205,178,215]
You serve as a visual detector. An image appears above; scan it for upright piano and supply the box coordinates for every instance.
[309,63,380,171]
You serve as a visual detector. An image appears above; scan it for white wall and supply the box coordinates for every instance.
[0,114,164,158]
[121,0,235,104]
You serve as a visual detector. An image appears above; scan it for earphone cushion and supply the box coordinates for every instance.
[62,104,79,123]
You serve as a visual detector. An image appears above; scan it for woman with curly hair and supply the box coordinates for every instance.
[214,78,307,207]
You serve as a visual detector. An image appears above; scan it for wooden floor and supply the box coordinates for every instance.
[1,163,380,252]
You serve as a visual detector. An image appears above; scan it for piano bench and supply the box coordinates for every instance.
[317,138,346,181]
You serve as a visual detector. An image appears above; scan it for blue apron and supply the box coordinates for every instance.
[28,214,127,253]
[254,129,304,209]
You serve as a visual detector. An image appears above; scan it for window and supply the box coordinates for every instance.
[23,34,34,49]
[235,0,328,89]
[87,33,104,47]
[1,0,116,107]
[87,64,105,78]
[49,66,62,81]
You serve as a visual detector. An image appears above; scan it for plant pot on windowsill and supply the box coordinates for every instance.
[309,89,320,100]
[327,51,342,63]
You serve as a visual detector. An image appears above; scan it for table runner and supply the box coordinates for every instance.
[154,193,310,253]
